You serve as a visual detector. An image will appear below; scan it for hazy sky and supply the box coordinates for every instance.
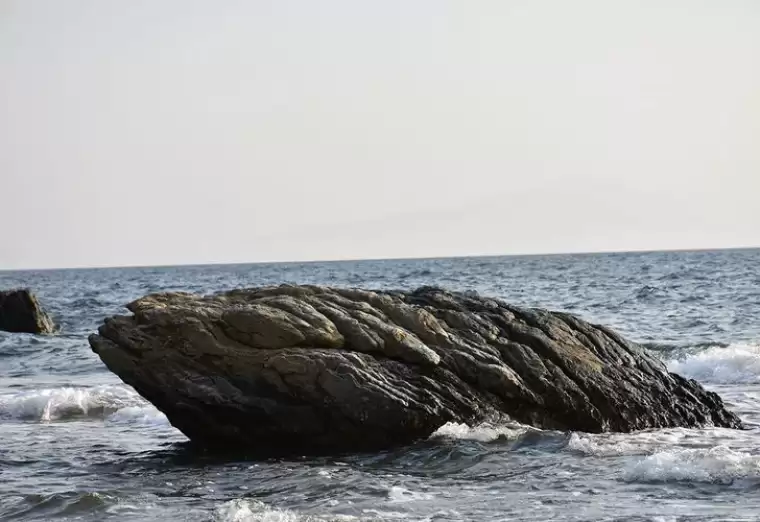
[2,1,759,269]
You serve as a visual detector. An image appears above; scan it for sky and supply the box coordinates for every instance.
[1,0,759,269]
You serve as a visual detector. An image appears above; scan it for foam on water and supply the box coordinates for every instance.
[667,343,760,384]
[214,500,300,522]
[0,384,153,422]
[623,445,760,484]
[386,486,433,504]
[107,405,169,426]
[429,421,529,442]
[566,429,690,457]
[213,500,359,522]
[2,251,760,521]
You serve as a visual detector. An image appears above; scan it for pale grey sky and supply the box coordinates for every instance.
[2,1,759,269]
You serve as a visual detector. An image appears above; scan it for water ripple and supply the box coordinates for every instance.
[0,249,759,520]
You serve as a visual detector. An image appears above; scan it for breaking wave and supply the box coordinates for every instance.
[212,497,441,521]
[213,499,358,522]
[623,445,760,484]
[0,384,166,425]
[666,343,760,384]
[429,421,531,443]
[565,429,690,457]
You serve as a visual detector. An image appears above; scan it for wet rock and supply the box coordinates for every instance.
[0,289,56,334]
[89,285,742,455]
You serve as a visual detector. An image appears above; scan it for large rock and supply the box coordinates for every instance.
[0,289,56,334]
[89,285,741,454]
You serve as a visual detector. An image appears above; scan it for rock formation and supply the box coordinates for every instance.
[89,285,742,454]
[0,289,56,334]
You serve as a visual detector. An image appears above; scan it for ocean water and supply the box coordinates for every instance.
[1,249,760,522]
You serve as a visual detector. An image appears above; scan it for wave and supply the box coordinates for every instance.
[386,486,434,504]
[398,269,434,280]
[565,430,689,457]
[666,343,760,384]
[0,491,116,521]
[107,405,169,426]
[213,500,298,522]
[623,445,760,484]
[0,384,167,425]
[642,340,729,354]
[213,499,357,522]
[213,497,452,521]
[634,284,667,300]
[429,421,530,443]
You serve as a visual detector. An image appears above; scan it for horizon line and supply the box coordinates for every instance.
[2,244,759,273]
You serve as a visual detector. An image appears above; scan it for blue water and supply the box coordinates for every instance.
[1,249,759,521]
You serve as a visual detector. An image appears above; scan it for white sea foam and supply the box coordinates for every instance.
[358,510,412,520]
[623,445,760,484]
[566,429,689,457]
[107,405,169,426]
[213,500,300,522]
[213,499,359,522]
[667,343,760,384]
[430,421,529,442]
[386,486,433,504]
[566,432,643,457]
[0,384,164,424]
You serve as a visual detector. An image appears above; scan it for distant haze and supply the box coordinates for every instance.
[2,1,759,269]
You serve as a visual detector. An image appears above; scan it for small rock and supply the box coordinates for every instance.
[0,289,56,334]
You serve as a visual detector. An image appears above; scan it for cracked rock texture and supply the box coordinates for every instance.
[0,289,56,334]
[89,285,742,454]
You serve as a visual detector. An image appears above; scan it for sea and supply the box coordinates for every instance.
[1,249,760,522]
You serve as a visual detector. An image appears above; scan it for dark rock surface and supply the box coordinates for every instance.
[89,285,742,454]
[0,289,56,334]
